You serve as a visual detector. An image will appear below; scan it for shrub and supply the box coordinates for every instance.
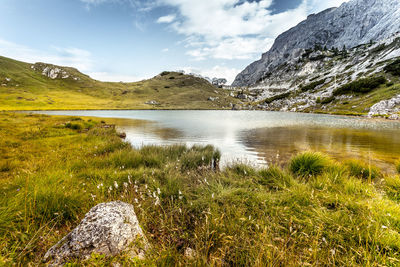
[300,79,325,92]
[344,160,380,180]
[386,82,395,87]
[333,76,387,95]
[320,96,335,104]
[264,92,291,104]
[160,71,170,76]
[289,152,330,178]
[384,59,400,76]
[65,122,82,130]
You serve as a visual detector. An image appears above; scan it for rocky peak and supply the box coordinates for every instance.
[233,0,400,87]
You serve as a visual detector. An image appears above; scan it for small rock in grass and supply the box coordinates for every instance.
[44,201,148,265]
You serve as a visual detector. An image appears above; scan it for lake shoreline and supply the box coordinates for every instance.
[1,112,400,265]
[7,108,400,123]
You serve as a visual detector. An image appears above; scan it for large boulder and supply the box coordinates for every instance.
[44,201,148,265]
[368,94,400,118]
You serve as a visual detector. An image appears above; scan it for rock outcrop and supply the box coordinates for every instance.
[368,94,400,119]
[44,201,148,265]
[31,63,81,80]
[233,0,400,87]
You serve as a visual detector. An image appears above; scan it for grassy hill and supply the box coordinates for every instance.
[0,56,236,110]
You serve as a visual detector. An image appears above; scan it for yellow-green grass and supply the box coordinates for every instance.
[2,112,400,265]
[396,160,400,174]
[0,56,236,110]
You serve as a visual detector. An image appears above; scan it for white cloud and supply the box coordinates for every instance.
[0,39,93,72]
[162,48,169,52]
[79,0,350,61]
[157,14,176,23]
[181,65,241,84]
[0,39,146,82]
[154,0,349,61]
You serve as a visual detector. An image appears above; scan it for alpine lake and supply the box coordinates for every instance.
[30,110,400,173]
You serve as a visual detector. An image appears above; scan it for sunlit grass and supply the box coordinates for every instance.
[289,151,331,179]
[344,159,380,180]
[396,160,400,174]
[0,56,236,111]
[1,112,400,265]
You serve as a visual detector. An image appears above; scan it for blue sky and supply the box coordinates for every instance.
[0,0,348,83]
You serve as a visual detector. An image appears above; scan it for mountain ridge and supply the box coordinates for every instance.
[233,0,400,87]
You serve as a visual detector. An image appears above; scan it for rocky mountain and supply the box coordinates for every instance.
[244,33,400,116]
[233,0,400,87]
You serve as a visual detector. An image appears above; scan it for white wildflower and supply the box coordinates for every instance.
[114,181,118,189]
[211,193,214,199]
[123,182,128,188]
[157,188,161,195]
[155,196,160,206]
[382,225,388,229]
[153,191,156,198]
[134,198,139,203]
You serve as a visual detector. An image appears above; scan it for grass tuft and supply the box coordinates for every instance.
[289,151,330,178]
[258,165,293,190]
[344,159,380,180]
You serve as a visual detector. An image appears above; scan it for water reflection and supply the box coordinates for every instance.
[242,126,400,171]
[29,110,400,171]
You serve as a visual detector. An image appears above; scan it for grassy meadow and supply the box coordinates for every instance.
[1,112,400,265]
[0,56,236,110]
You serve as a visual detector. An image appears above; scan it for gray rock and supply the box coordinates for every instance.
[368,94,400,118]
[44,201,148,265]
[145,100,159,105]
[233,0,400,87]
[184,247,196,259]
[237,94,248,100]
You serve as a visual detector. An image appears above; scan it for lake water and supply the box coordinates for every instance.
[31,110,400,171]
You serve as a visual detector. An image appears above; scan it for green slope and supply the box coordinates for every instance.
[0,56,236,110]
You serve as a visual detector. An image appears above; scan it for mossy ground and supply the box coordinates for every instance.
[1,112,400,266]
[0,56,236,110]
